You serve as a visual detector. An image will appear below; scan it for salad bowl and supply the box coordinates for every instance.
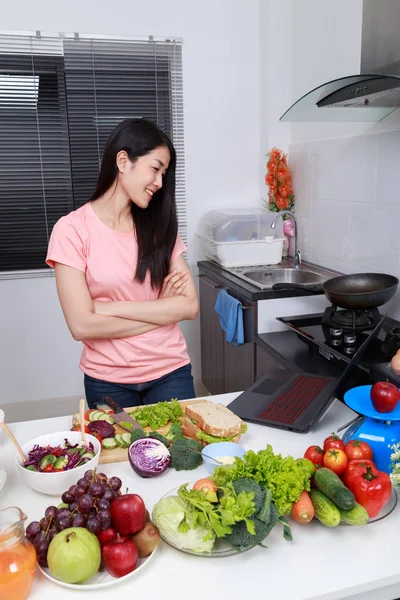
[15,431,101,495]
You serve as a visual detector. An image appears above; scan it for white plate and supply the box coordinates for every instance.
[38,544,157,590]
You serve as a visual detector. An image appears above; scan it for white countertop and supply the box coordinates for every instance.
[1,393,400,600]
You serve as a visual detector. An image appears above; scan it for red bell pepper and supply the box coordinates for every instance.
[343,459,376,485]
[345,464,392,518]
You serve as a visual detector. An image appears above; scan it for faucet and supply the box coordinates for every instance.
[271,210,301,268]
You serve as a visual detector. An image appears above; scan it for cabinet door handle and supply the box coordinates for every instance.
[198,275,222,289]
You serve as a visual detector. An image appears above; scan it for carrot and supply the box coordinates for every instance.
[291,490,315,524]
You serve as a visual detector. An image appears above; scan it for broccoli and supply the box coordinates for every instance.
[169,438,203,471]
[130,428,148,444]
[225,485,279,551]
[232,478,266,513]
[226,503,279,551]
[165,422,184,441]
[148,432,170,447]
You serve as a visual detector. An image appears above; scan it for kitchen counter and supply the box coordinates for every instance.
[197,259,338,301]
[2,394,400,600]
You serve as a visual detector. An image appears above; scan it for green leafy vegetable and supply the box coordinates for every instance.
[196,423,248,444]
[177,482,255,538]
[211,445,311,516]
[152,495,215,553]
[129,399,183,429]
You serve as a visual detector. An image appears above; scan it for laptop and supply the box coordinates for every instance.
[227,315,386,433]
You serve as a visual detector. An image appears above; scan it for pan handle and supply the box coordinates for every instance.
[272,283,324,294]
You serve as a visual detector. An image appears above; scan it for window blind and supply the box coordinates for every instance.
[0,32,186,274]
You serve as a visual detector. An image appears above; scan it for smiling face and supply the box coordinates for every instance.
[117,145,170,209]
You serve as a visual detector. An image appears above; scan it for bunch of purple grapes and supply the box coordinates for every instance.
[26,470,122,568]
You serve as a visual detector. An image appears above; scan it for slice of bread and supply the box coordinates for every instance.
[184,401,243,438]
[180,417,241,447]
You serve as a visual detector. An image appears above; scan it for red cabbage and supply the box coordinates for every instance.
[128,438,170,478]
[23,438,96,472]
[87,420,115,439]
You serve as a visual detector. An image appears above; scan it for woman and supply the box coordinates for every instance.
[46,118,199,409]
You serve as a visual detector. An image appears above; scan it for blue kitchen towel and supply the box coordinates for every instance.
[214,289,244,345]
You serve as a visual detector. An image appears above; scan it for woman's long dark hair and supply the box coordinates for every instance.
[90,118,178,289]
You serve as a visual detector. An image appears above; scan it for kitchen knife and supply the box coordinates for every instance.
[101,396,142,431]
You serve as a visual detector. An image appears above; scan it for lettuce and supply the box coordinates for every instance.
[196,423,248,444]
[152,496,215,553]
[211,444,311,516]
[129,400,183,429]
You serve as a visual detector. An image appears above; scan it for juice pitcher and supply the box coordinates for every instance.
[0,506,36,600]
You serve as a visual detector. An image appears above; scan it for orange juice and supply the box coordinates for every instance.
[0,540,36,600]
[0,507,37,600]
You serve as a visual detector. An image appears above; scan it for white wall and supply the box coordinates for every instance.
[0,0,260,404]
[287,0,400,320]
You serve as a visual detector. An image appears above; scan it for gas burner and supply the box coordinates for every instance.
[322,305,381,332]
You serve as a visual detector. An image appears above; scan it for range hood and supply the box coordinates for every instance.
[280,1,400,123]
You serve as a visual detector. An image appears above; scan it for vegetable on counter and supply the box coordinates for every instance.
[291,490,314,524]
[128,438,170,478]
[314,468,355,511]
[344,464,392,518]
[128,399,183,429]
[323,448,348,476]
[169,437,203,471]
[211,445,312,516]
[309,489,341,528]
[88,420,115,440]
[344,440,373,461]
[339,502,369,526]
[323,434,345,452]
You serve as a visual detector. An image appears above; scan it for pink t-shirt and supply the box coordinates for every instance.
[46,202,190,383]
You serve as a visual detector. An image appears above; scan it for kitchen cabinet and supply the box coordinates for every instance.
[198,268,256,395]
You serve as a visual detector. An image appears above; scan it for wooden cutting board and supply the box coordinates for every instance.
[72,399,208,464]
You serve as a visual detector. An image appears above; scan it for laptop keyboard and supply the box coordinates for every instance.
[257,374,332,425]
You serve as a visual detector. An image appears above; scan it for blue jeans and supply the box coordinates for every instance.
[84,363,195,409]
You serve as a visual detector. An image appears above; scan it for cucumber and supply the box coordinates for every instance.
[314,467,355,510]
[25,465,38,471]
[80,451,96,460]
[54,456,68,469]
[121,433,131,447]
[40,454,57,468]
[310,489,341,527]
[102,437,117,450]
[339,502,369,526]
[89,410,105,422]
[115,434,124,447]
[97,413,115,425]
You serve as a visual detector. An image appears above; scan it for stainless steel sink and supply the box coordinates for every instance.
[235,267,326,289]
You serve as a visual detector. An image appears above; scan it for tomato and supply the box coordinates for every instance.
[344,439,373,461]
[193,478,217,493]
[43,464,55,472]
[72,424,91,434]
[304,445,324,465]
[323,448,348,475]
[345,464,392,518]
[84,409,101,421]
[323,434,345,452]
[93,433,103,445]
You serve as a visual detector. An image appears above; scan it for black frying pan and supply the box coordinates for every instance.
[273,272,399,310]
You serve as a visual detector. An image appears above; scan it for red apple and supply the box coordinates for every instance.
[97,527,118,547]
[102,537,138,578]
[110,494,146,536]
[370,381,400,413]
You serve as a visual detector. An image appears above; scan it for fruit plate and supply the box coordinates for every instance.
[157,484,267,558]
[38,545,157,590]
[340,488,397,526]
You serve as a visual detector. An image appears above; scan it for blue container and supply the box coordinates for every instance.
[201,442,246,475]
[343,385,400,473]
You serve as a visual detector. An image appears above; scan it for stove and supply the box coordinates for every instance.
[278,308,400,385]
